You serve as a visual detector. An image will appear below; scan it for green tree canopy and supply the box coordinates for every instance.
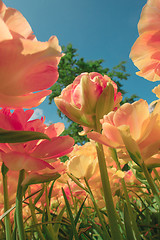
[49,43,138,145]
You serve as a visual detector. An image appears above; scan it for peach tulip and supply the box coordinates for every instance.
[0,108,74,171]
[130,0,160,81]
[0,0,62,108]
[66,141,126,209]
[67,142,98,180]
[55,72,122,129]
[88,99,160,168]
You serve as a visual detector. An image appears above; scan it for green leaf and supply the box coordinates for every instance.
[62,188,79,240]
[52,206,66,240]
[124,204,136,240]
[74,197,87,226]
[34,186,45,205]
[0,128,50,143]
[1,162,9,176]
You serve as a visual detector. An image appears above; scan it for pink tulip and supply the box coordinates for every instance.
[0,108,74,171]
[55,72,122,129]
[0,0,62,108]
[88,99,160,167]
[130,0,160,81]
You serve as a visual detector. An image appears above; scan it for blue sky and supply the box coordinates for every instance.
[3,0,158,124]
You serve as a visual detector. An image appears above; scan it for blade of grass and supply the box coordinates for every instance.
[52,206,66,240]
[124,204,136,240]
[62,188,79,240]
[74,197,87,226]
[84,178,111,240]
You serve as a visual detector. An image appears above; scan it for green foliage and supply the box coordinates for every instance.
[0,128,50,143]
[49,43,138,144]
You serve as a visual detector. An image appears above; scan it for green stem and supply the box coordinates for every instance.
[28,187,46,240]
[153,169,160,185]
[16,169,26,240]
[84,178,111,240]
[44,184,55,239]
[67,181,77,215]
[111,148,141,240]
[2,164,12,240]
[141,162,160,209]
[95,142,122,240]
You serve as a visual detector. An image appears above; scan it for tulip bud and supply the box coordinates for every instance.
[54,72,122,130]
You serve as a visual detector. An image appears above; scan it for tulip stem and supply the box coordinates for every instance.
[16,169,26,240]
[28,187,46,240]
[141,162,160,209]
[95,142,122,240]
[2,164,12,240]
[84,177,111,239]
[45,184,55,239]
[111,148,141,240]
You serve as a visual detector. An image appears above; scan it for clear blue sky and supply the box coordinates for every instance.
[3,0,158,124]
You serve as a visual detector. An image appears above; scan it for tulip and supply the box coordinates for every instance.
[130,0,160,81]
[55,72,122,130]
[67,142,98,180]
[88,99,160,168]
[0,0,62,108]
[0,108,74,171]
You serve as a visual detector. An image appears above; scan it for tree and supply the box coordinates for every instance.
[49,43,138,145]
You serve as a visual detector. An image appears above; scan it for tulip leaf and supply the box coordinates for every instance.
[124,204,135,240]
[62,188,79,240]
[0,128,50,143]
[22,173,60,193]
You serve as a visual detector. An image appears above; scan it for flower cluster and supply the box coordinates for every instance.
[0,0,159,239]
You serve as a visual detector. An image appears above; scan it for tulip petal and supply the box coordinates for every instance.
[1,151,54,171]
[118,125,142,165]
[31,136,74,159]
[152,84,160,98]
[0,1,6,12]
[130,31,160,81]
[81,74,102,113]
[2,7,35,39]
[22,172,60,187]
[87,131,120,148]
[96,83,114,121]
[45,122,65,138]
[138,0,160,34]
[145,155,160,168]
[0,38,61,96]
[103,122,123,146]
[0,90,51,108]
[113,100,149,140]
[54,97,95,128]
[0,18,12,41]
